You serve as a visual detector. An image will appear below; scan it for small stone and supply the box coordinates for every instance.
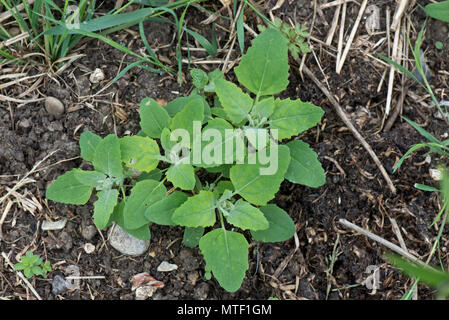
[81,224,97,241]
[52,275,68,295]
[135,286,158,300]
[18,119,31,129]
[84,243,95,254]
[89,68,105,84]
[430,168,443,181]
[108,224,150,256]
[157,261,178,272]
[41,218,67,231]
[45,97,65,117]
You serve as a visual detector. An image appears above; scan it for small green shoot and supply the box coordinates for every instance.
[258,18,310,60]
[14,252,52,279]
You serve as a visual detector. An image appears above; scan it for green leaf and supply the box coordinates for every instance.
[183,227,204,248]
[234,28,289,96]
[46,169,93,205]
[236,3,245,53]
[31,266,43,276]
[125,224,151,241]
[215,78,253,125]
[172,190,216,227]
[251,204,296,242]
[24,268,33,278]
[387,254,449,288]
[160,128,176,153]
[165,94,211,122]
[111,201,151,240]
[73,169,107,188]
[204,69,224,92]
[139,98,171,138]
[120,136,160,172]
[42,261,52,273]
[44,8,155,35]
[414,183,438,192]
[190,68,209,89]
[214,180,234,197]
[145,191,188,225]
[166,163,196,190]
[230,145,291,206]
[123,180,166,230]
[199,229,249,292]
[252,97,275,119]
[93,134,123,178]
[170,99,204,137]
[194,118,237,167]
[210,107,228,119]
[206,164,231,178]
[424,0,449,23]
[268,98,324,141]
[79,131,101,163]
[285,140,325,188]
[93,189,119,230]
[137,169,163,182]
[14,262,25,271]
[184,25,218,55]
[225,199,269,231]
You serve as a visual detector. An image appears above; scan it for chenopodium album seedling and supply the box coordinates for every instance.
[46,27,326,292]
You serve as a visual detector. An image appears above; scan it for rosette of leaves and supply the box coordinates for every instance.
[14,252,52,279]
[46,27,325,292]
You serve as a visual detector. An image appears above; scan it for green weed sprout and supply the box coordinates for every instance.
[14,252,52,279]
[258,18,310,60]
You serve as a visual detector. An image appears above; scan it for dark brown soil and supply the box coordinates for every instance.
[1,0,448,300]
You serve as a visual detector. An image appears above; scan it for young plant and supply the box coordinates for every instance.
[258,17,310,60]
[14,252,52,279]
[46,27,326,292]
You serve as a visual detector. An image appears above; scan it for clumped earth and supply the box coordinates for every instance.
[1,0,448,300]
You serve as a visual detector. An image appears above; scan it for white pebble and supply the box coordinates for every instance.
[84,243,95,254]
[89,68,105,84]
[157,261,178,272]
[108,224,150,256]
[41,218,67,231]
[430,168,443,181]
[45,97,65,117]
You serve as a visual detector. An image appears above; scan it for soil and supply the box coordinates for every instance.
[1,0,448,300]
